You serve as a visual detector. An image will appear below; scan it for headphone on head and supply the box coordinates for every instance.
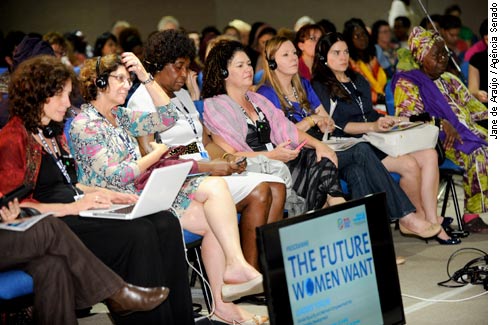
[318,54,328,66]
[95,56,108,89]
[265,50,277,70]
[221,68,229,78]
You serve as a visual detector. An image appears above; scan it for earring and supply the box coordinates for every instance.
[324,61,328,66]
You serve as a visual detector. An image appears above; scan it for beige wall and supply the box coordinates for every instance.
[0,0,487,47]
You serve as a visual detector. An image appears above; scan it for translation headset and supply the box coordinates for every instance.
[95,56,108,89]
[265,50,277,70]
[318,54,327,65]
[221,67,229,78]
[42,125,56,138]
[41,121,63,138]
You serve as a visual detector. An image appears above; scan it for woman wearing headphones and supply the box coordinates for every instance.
[70,52,267,324]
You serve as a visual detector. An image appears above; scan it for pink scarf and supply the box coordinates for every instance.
[203,91,299,152]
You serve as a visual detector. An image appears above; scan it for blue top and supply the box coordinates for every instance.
[257,77,321,123]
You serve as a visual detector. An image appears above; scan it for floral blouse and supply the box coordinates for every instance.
[69,102,177,193]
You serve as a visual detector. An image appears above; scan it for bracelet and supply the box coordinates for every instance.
[141,73,154,85]
[307,116,315,127]
[222,153,231,160]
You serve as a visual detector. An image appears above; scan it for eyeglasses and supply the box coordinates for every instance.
[109,74,133,86]
[306,35,320,42]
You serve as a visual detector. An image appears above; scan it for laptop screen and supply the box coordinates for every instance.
[257,192,405,325]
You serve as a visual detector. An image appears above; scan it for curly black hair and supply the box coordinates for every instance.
[143,30,196,74]
[9,55,74,134]
[201,40,246,99]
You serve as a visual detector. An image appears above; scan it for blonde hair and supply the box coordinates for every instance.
[258,36,312,115]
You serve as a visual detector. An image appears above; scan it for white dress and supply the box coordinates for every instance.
[127,86,285,203]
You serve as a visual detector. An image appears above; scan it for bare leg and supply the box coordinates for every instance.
[409,150,450,240]
[382,155,425,214]
[180,177,261,284]
[180,194,258,320]
[326,195,346,207]
[236,183,272,269]
[267,182,286,222]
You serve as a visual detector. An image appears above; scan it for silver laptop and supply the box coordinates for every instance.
[79,162,193,219]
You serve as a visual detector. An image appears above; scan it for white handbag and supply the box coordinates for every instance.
[363,122,439,157]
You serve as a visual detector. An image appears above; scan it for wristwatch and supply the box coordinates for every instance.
[142,73,154,85]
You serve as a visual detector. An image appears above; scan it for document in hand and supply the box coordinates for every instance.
[0,213,52,232]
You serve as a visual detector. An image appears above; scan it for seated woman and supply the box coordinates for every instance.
[127,30,286,269]
[0,55,193,324]
[0,199,168,325]
[70,53,267,324]
[201,40,345,213]
[344,18,388,112]
[392,26,488,233]
[294,23,324,80]
[311,33,452,243]
[257,36,444,243]
[371,20,399,79]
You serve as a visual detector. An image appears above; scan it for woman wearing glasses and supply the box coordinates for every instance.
[294,24,324,80]
[70,53,267,324]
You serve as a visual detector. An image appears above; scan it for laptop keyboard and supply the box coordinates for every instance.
[110,205,135,214]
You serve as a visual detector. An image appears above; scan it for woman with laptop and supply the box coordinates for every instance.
[70,53,267,323]
[127,29,287,271]
[0,55,193,324]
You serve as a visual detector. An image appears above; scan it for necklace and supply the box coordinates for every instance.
[340,81,368,122]
[283,85,299,101]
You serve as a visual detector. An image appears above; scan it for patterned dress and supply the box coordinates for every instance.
[70,102,205,217]
[393,72,488,214]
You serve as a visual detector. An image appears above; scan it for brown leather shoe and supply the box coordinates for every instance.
[106,284,169,316]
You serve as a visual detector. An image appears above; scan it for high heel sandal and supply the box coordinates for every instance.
[399,223,441,239]
[435,236,461,245]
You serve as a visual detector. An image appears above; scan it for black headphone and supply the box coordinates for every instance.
[95,56,108,89]
[265,50,277,70]
[41,121,63,138]
[221,68,229,78]
[42,125,55,138]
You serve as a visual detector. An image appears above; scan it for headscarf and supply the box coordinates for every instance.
[408,26,443,64]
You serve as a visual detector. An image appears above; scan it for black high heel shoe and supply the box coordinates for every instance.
[442,217,454,227]
[435,236,461,245]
